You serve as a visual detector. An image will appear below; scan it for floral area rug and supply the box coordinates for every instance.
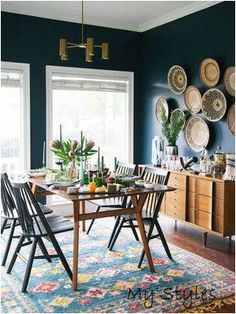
[1,218,235,313]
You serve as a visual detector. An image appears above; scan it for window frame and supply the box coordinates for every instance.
[46,65,134,167]
[1,61,31,171]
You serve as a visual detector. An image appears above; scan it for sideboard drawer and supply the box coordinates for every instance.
[195,179,213,197]
[212,215,224,233]
[165,206,185,220]
[213,198,224,216]
[195,210,212,230]
[195,195,212,213]
[186,207,195,223]
[214,183,224,200]
[168,174,186,190]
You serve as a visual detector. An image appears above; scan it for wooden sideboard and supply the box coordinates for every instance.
[138,165,235,245]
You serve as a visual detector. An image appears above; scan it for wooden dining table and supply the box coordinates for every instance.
[28,177,175,291]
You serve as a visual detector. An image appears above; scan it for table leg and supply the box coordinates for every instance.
[72,202,80,291]
[131,195,155,273]
[81,201,86,232]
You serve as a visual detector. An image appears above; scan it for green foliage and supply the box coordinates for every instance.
[161,108,185,146]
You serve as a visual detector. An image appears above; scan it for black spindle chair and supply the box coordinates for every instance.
[6,182,73,293]
[108,167,172,267]
[86,161,136,235]
[1,173,53,266]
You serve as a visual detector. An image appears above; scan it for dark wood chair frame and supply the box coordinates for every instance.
[86,161,137,235]
[6,182,73,293]
[108,167,172,267]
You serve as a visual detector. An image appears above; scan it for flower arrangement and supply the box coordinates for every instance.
[161,108,185,146]
[50,132,97,166]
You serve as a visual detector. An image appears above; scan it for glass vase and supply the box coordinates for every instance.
[67,159,78,179]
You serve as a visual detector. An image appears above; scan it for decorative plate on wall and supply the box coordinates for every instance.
[200,58,220,87]
[155,97,169,123]
[184,116,210,152]
[170,109,185,130]
[227,103,235,135]
[167,65,187,94]
[224,67,235,96]
[202,88,227,122]
[184,85,202,113]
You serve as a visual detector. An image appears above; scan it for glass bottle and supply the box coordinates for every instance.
[199,146,209,174]
[214,146,226,172]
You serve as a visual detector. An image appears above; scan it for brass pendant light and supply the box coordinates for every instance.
[59,1,109,62]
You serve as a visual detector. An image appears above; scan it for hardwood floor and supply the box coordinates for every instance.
[158,214,235,272]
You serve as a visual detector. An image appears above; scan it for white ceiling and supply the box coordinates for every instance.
[1,1,220,32]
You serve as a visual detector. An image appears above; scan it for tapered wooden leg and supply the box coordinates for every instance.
[202,232,207,247]
[81,201,86,232]
[72,201,80,291]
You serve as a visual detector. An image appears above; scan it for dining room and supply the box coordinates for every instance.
[1,1,235,313]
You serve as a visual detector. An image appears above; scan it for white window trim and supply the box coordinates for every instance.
[46,65,134,167]
[1,61,31,170]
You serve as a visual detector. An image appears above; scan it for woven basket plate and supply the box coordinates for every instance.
[155,97,169,123]
[184,115,210,152]
[200,58,220,87]
[184,85,202,113]
[224,67,235,96]
[202,88,227,122]
[227,103,235,135]
[168,65,187,94]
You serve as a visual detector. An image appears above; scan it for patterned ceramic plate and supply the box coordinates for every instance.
[227,103,235,135]
[167,65,187,94]
[184,116,210,152]
[170,109,185,130]
[184,85,202,113]
[202,88,227,122]
[155,97,169,123]
[224,67,235,96]
[200,58,220,87]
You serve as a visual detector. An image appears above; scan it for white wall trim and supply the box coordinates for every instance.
[46,65,134,167]
[1,61,31,170]
[138,1,222,32]
[2,1,222,33]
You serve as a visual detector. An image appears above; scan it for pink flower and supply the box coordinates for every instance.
[49,140,59,149]
[71,140,78,148]
[68,150,75,158]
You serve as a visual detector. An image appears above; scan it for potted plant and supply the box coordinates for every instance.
[161,108,185,159]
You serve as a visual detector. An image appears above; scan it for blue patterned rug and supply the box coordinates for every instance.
[1,218,235,313]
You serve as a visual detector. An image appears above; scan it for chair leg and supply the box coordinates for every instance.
[50,235,72,281]
[22,237,38,293]
[155,220,172,259]
[86,206,101,235]
[2,220,16,266]
[109,217,125,251]
[129,219,139,241]
[107,216,121,248]
[38,238,52,262]
[1,218,8,234]
[7,235,25,274]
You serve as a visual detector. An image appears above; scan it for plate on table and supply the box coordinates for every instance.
[184,85,202,113]
[184,115,210,152]
[28,171,47,177]
[167,65,187,94]
[170,109,185,130]
[200,58,220,87]
[202,88,227,122]
[227,103,235,135]
[155,97,169,123]
[224,67,235,96]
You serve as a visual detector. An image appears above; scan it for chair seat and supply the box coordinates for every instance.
[1,203,53,220]
[122,210,153,221]
[23,215,74,237]
[89,198,123,208]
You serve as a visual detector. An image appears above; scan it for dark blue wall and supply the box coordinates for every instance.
[138,1,235,163]
[1,1,235,167]
[1,12,141,167]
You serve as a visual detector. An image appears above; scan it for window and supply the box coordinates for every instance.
[0,62,30,173]
[46,66,133,170]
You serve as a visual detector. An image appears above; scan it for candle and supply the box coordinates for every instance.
[59,124,62,142]
[101,156,104,171]
[97,146,100,170]
[114,157,117,172]
[42,141,46,167]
